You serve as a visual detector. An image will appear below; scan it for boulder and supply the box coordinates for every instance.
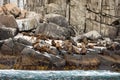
[0,38,26,55]
[42,52,65,67]
[3,3,21,18]
[0,15,18,28]
[45,14,69,28]
[35,23,72,39]
[0,24,18,40]
[16,12,40,31]
[72,30,102,42]
[83,30,102,40]
[21,48,65,67]
[0,15,18,40]
[49,54,66,67]
[16,18,38,31]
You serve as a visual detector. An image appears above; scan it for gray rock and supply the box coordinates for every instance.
[0,15,18,28]
[0,15,18,40]
[0,43,13,55]
[83,30,102,40]
[0,38,26,55]
[17,38,32,46]
[21,47,36,57]
[0,40,4,48]
[13,41,26,54]
[0,24,18,40]
[64,53,100,67]
[72,30,102,42]
[16,18,38,31]
[43,52,65,67]
[35,23,72,39]
[16,12,41,31]
[45,14,69,28]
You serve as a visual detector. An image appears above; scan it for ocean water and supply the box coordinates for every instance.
[0,70,119,80]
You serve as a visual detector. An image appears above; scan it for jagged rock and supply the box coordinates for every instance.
[3,3,21,18]
[35,23,72,39]
[21,47,41,65]
[48,53,66,67]
[21,47,37,57]
[0,38,26,55]
[21,48,65,67]
[45,13,69,28]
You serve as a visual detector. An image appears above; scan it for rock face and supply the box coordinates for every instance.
[46,3,63,15]
[23,0,119,38]
[65,53,100,69]
[1,0,119,38]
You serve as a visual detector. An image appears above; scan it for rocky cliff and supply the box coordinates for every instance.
[0,0,119,38]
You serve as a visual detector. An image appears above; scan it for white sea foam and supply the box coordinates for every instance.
[0,70,119,76]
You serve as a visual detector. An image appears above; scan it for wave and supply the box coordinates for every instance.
[0,70,120,80]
